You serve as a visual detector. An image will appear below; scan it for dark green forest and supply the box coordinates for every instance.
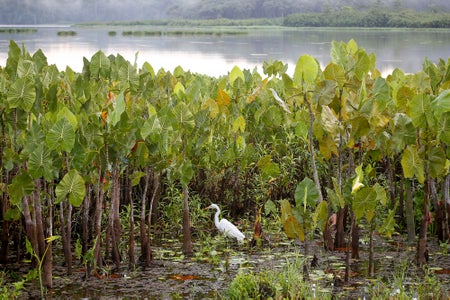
[0,0,449,25]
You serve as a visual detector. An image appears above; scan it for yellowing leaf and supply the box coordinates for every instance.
[321,105,340,135]
[232,115,246,133]
[174,82,185,99]
[353,187,377,222]
[217,89,230,107]
[323,63,345,88]
[247,78,267,103]
[319,135,338,159]
[313,201,328,231]
[101,110,108,123]
[294,55,319,86]
[202,98,219,118]
[351,164,364,195]
[283,215,305,241]
[347,39,358,54]
[236,135,244,149]
[46,235,61,243]
[229,65,244,85]
[401,145,424,184]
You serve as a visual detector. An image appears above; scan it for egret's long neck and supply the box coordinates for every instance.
[214,207,221,228]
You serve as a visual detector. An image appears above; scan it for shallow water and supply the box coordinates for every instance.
[1,26,449,76]
[8,233,446,299]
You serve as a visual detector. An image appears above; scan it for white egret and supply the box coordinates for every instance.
[205,204,245,243]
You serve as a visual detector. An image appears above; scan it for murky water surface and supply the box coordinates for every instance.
[1,26,450,76]
[10,233,448,299]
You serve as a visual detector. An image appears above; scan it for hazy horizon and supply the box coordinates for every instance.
[0,0,449,25]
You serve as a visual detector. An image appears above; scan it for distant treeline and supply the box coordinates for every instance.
[283,9,450,28]
[78,18,283,28]
[1,0,450,25]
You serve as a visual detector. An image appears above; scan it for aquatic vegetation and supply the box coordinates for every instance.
[57,30,77,36]
[0,38,449,298]
[224,253,333,299]
[0,28,37,34]
[119,29,247,37]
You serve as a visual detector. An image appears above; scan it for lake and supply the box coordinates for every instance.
[1,25,450,77]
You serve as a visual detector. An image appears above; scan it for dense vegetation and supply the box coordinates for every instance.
[0,39,449,298]
[0,0,449,24]
[284,9,450,28]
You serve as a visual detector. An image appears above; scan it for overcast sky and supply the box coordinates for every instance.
[0,0,449,24]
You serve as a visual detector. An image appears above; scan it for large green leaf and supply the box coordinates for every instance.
[391,113,416,152]
[55,170,86,207]
[17,58,36,78]
[373,182,387,206]
[46,118,76,152]
[428,146,446,178]
[141,61,155,78]
[409,94,432,129]
[354,49,371,80]
[321,105,340,135]
[377,208,396,238]
[131,171,147,187]
[229,65,244,85]
[371,77,390,110]
[353,186,377,222]
[7,77,36,112]
[232,115,246,133]
[4,208,21,221]
[118,60,139,89]
[401,145,424,183]
[8,173,34,206]
[90,50,110,79]
[41,65,60,90]
[141,113,162,141]
[294,55,319,86]
[180,159,194,186]
[257,155,280,180]
[423,57,442,93]
[431,89,450,120]
[294,177,318,211]
[32,49,48,73]
[28,144,54,180]
[174,82,186,99]
[396,86,413,109]
[313,200,328,231]
[280,199,304,241]
[5,40,21,78]
[312,79,337,106]
[57,106,78,130]
[173,102,195,131]
[436,112,450,144]
[330,41,348,70]
[130,141,150,167]
[109,92,126,127]
[326,177,345,210]
[323,63,345,88]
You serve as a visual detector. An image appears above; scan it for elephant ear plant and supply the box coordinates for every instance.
[280,177,328,279]
[0,38,450,299]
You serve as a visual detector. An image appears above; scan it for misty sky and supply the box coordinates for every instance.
[0,0,449,24]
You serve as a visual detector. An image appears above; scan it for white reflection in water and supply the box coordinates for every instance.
[8,42,269,77]
[1,27,449,78]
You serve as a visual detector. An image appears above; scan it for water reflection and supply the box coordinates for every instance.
[0,27,449,77]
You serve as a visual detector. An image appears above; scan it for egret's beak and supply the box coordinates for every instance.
[204,206,211,210]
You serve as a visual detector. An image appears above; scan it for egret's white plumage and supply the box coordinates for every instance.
[206,204,245,243]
